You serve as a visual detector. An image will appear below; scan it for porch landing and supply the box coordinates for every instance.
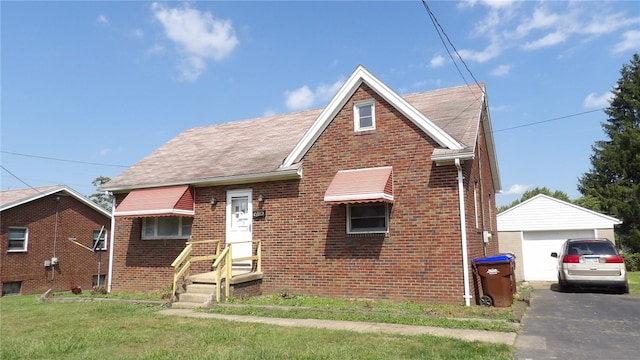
[188,269,264,285]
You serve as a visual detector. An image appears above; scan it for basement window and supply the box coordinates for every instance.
[2,281,21,296]
[354,100,375,131]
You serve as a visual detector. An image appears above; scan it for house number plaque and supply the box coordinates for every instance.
[253,210,266,219]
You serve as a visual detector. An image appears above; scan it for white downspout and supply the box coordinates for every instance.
[455,159,472,306]
[107,194,116,293]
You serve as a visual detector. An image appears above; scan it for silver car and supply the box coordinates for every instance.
[551,238,629,294]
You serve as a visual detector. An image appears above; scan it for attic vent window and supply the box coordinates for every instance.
[354,100,375,131]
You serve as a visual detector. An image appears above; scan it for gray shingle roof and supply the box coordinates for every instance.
[104,83,486,191]
[0,185,112,217]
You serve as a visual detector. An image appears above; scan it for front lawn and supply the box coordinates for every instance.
[0,295,512,360]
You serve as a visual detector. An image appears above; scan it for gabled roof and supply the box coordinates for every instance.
[282,65,464,166]
[497,194,621,232]
[0,185,112,218]
[103,65,500,192]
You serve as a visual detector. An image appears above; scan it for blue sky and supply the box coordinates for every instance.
[2,1,639,207]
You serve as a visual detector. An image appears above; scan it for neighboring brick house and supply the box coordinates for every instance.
[103,66,501,305]
[1,185,112,295]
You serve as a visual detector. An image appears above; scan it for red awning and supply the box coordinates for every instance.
[324,166,393,204]
[114,185,195,217]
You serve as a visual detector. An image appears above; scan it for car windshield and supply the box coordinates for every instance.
[568,242,617,256]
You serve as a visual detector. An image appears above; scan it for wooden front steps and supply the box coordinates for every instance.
[171,269,264,309]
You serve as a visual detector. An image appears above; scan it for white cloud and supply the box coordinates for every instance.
[263,109,277,117]
[459,2,639,64]
[583,92,612,109]
[429,55,445,68]
[489,64,511,77]
[612,30,640,54]
[514,7,561,38]
[284,78,345,111]
[97,14,109,25]
[583,13,640,36]
[501,184,531,196]
[285,86,314,111]
[151,2,239,82]
[459,0,515,10]
[146,44,166,56]
[458,40,502,63]
[131,29,144,38]
[522,31,568,50]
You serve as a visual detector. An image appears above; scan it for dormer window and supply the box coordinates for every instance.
[354,100,375,131]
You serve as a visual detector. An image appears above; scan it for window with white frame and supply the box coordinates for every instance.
[354,100,375,131]
[93,229,107,251]
[347,203,389,234]
[142,217,193,240]
[7,227,28,252]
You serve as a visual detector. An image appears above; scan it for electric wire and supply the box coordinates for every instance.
[0,151,129,168]
[421,0,484,96]
[0,165,42,192]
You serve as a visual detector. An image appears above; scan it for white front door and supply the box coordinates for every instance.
[226,190,253,266]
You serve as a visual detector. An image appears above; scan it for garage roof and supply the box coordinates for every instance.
[497,194,621,232]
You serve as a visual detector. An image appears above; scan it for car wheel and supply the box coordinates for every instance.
[557,274,568,292]
[621,284,630,294]
[480,295,493,307]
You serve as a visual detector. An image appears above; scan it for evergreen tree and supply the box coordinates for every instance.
[578,53,640,252]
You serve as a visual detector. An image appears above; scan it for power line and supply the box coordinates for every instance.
[0,165,42,192]
[421,0,484,95]
[0,151,129,168]
[493,108,605,133]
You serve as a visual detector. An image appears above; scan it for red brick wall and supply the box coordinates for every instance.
[1,193,111,295]
[110,84,500,305]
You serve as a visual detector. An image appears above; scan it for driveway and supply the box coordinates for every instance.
[515,283,640,360]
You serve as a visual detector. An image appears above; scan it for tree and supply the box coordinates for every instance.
[89,176,114,212]
[578,53,640,252]
[497,187,571,213]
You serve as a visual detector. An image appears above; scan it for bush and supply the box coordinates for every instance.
[622,253,640,271]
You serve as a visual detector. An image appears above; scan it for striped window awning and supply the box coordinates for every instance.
[114,185,194,217]
[324,166,393,204]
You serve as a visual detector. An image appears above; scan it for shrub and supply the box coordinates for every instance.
[622,253,640,271]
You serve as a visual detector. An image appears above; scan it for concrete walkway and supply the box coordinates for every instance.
[158,308,518,345]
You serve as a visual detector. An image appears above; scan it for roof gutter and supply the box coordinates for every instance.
[107,194,116,293]
[102,167,303,193]
[455,158,472,307]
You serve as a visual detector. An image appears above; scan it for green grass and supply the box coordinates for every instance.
[0,295,513,360]
[204,294,518,332]
[628,271,640,292]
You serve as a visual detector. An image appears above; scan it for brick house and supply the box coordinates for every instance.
[103,66,501,305]
[1,185,112,295]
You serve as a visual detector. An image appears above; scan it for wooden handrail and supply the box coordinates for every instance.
[171,240,221,297]
[172,239,261,303]
[213,246,231,302]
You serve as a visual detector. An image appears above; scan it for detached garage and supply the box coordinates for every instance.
[497,194,621,282]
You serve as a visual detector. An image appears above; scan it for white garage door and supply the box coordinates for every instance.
[522,230,595,281]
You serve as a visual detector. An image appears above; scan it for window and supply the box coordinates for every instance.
[347,203,389,234]
[93,275,106,287]
[142,217,193,240]
[2,281,21,296]
[93,229,107,250]
[354,100,375,131]
[7,227,28,252]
